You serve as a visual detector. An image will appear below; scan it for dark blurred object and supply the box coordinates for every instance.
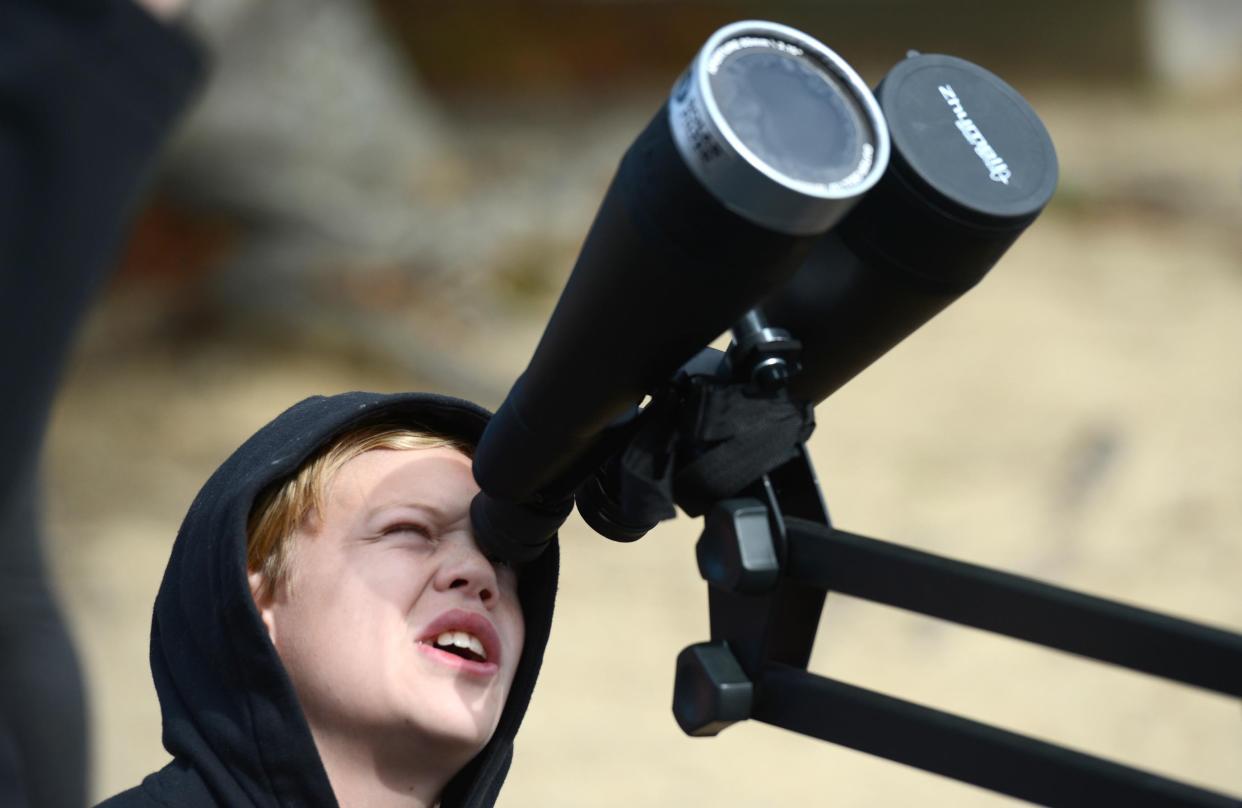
[0,1,205,806]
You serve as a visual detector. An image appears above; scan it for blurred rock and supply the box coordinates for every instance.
[169,0,454,245]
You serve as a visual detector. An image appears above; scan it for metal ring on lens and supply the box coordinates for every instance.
[668,20,890,236]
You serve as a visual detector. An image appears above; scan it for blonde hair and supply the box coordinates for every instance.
[246,423,472,598]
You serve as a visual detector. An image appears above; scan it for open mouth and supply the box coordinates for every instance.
[430,630,488,664]
[417,609,502,670]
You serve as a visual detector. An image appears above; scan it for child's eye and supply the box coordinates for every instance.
[384,523,432,539]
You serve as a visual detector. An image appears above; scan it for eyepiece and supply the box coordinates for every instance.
[669,21,889,235]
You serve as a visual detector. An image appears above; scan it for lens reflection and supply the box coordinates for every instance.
[710,45,866,187]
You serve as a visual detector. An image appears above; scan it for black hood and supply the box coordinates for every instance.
[132,391,558,807]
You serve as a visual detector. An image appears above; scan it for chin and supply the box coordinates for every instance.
[404,694,502,753]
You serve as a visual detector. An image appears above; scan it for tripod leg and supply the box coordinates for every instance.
[754,665,1239,808]
[784,518,1242,697]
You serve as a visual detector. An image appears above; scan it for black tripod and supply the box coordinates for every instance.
[611,315,1242,807]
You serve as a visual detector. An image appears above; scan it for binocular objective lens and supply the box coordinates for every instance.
[671,22,889,234]
[710,45,867,189]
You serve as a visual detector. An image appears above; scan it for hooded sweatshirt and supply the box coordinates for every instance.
[97,391,559,808]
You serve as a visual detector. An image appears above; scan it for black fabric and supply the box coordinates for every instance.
[97,392,559,808]
[0,2,205,806]
[619,377,816,521]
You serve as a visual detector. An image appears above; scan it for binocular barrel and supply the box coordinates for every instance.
[472,21,889,559]
[763,53,1059,405]
[470,31,1059,563]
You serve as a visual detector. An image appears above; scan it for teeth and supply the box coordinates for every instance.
[433,630,488,661]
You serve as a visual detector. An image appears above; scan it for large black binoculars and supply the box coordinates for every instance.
[470,20,1058,562]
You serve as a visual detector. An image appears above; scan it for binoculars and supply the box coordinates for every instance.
[462,24,1242,806]
[469,20,1058,563]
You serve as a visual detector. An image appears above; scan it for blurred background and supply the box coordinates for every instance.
[42,0,1241,804]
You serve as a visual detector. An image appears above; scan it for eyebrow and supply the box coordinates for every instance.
[364,501,457,526]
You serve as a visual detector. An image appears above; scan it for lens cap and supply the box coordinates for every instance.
[839,53,1058,288]
[669,21,890,236]
[881,53,1057,226]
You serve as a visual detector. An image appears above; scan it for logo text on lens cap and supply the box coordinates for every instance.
[938,84,1012,185]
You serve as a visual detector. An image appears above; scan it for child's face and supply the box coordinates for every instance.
[253,446,524,762]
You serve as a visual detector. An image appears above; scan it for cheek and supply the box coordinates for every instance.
[308,548,432,618]
[268,581,418,720]
[271,585,361,666]
[272,564,412,671]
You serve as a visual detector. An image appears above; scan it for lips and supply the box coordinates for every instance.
[417,608,502,673]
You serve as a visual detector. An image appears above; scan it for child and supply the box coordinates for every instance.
[98,391,559,808]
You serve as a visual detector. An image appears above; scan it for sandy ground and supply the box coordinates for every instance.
[45,86,1242,805]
